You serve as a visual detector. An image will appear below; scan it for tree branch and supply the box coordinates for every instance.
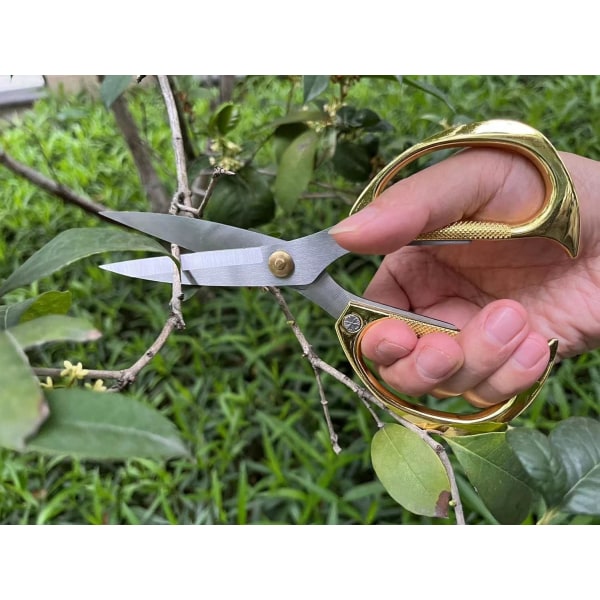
[158,75,192,212]
[0,147,108,215]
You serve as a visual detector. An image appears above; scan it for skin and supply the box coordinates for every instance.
[330,147,600,407]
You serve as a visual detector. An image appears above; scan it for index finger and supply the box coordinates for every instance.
[329,147,545,255]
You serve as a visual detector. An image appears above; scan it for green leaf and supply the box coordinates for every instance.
[303,76,329,104]
[0,330,48,451]
[270,110,329,128]
[273,129,319,212]
[505,427,567,507]
[551,418,600,514]
[447,432,535,524]
[0,227,167,296]
[0,290,72,329]
[8,315,101,350]
[273,122,310,164]
[508,418,600,516]
[205,166,275,229]
[371,424,451,518]
[209,102,241,136]
[18,290,72,323]
[399,76,456,112]
[332,140,372,182]
[26,388,190,460]
[336,105,382,130]
[100,75,132,108]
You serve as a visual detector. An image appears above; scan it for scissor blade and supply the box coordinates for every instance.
[101,211,278,250]
[100,247,275,286]
[102,229,350,287]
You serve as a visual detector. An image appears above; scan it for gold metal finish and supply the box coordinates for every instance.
[351,119,580,257]
[268,250,295,278]
[335,301,559,434]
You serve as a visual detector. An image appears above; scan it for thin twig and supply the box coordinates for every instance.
[33,312,185,391]
[157,75,192,212]
[267,287,341,454]
[0,147,108,215]
[157,75,198,330]
[196,166,235,219]
[267,286,465,524]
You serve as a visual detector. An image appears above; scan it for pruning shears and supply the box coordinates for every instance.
[100,120,580,435]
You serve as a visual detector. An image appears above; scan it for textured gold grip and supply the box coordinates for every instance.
[417,220,511,241]
[335,301,559,435]
[351,119,580,257]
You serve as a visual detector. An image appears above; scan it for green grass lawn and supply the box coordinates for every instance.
[1,75,599,524]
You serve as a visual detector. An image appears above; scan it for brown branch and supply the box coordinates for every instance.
[158,75,192,212]
[196,166,235,219]
[267,286,465,525]
[110,92,171,213]
[0,147,108,215]
[34,311,185,391]
[166,76,196,162]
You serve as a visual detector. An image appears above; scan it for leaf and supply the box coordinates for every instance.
[0,330,48,451]
[208,102,241,136]
[332,140,372,182]
[508,418,600,515]
[371,424,451,518]
[273,129,319,212]
[505,427,568,507]
[0,227,167,296]
[269,110,329,128]
[303,76,329,104]
[273,122,310,164]
[447,432,535,524]
[1,290,72,329]
[205,166,275,229]
[26,388,190,460]
[398,76,456,112]
[336,105,381,130]
[100,75,132,108]
[8,315,101,350]
[551,418,600,514]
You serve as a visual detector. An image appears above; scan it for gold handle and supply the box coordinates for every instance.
[335,301,558,434]
[351,119,580,257]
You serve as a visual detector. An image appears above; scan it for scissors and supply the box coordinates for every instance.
[100,119,580,434]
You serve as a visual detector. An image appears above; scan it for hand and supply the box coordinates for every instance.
[330,147,600,406]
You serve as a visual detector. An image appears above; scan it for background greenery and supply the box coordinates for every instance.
[1,75,599,524]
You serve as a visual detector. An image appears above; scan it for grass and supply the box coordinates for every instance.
[0,75,599,524]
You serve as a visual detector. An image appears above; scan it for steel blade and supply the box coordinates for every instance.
[101,247,273,286]
[101,211,278,250]
[101,229,351,287]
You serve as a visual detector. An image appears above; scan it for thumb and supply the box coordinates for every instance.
[329,147,545,255]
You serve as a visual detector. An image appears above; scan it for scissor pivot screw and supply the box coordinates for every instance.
[342,313,363,334]
[269,250,295,278]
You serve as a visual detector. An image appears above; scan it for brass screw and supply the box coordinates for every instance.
[268,250,295,278]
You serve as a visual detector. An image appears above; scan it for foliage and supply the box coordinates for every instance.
[0,75,599,524]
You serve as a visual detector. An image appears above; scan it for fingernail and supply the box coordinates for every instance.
[374,339,411,366]
[329,206,380,235]
[416,345,458,380]
[485,306,526,345]
[512,338,548,369]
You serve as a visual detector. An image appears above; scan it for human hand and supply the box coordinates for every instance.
[330,147,600,406]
